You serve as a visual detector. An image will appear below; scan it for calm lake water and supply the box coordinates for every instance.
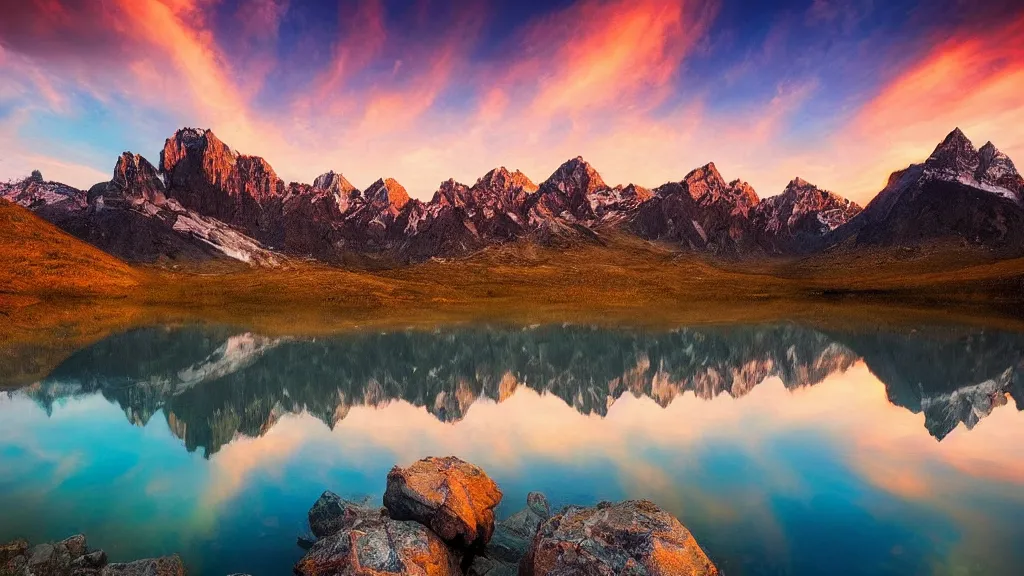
[1,322,1023,575]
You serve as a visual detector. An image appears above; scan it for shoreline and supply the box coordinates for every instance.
[1,457,720,576]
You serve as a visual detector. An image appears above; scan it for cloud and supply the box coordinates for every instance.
[791,13,1024,204]
[0,0,1022,209]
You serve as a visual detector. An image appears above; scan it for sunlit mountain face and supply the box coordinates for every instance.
[2,322,1024,575]
[1,0,1022,208]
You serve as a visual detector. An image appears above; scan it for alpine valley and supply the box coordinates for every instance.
[2,126,1024,337]
[4,126,1023,267]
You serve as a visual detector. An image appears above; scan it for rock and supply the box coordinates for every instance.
[467,492,553,576]
[60,535,88,560]
[26,541,73,576]
[467,555,517,576]
[100,555,186,576]
[383,456,503,549]
[72,551,107,570]
[308,491,373,539]
[0,538,29,565]
[485,492,551,564]
[525,492,550,517]
[2,554,28,576]
[294,511,460,576]
[519,499,719,576]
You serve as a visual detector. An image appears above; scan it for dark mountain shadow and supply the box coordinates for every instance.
[14,323,1024,456]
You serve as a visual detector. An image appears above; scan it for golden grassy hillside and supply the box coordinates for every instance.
[0,200,140,299]
[2,223,1024,387]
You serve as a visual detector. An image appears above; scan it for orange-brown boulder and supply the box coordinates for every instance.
[519,499,718,576]
[383,456,502,549]
[294,508,460,576]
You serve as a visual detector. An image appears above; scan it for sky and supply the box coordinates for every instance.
[0,0,1022,205]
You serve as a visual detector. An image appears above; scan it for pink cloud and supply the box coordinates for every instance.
[1,0,1022,210]
[789,14,1024,204]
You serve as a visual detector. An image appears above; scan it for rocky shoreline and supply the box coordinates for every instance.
[2,456,718,576]
[0,535,185,576]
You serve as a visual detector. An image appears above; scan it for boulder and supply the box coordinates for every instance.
[60,536,87,561]
[100,556,185,576]
[0,536,178,576]
[294,509,460,576]
[466,555,517,576]
[308,491,371,539]
[25,541,73,576]
[71,550,108,571]
[519,499,719,576]
[468,492,551,576]
[487,492,550,564]
[383,456,502,549]
[0,538,29,565]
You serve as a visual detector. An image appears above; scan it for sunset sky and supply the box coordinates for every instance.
[1,0,1022,204]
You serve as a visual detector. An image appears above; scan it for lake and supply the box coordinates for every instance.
[1,322,1023,575]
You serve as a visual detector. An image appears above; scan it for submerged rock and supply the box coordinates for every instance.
[466,555,517,576]
[294,508,460,576]
[101,556,185,576]
[520,499,719,576]
[468,492,552,576]
[0,534,185,576]
[307,491,372,539]
[383,456,503,549]
[0,538,29,566]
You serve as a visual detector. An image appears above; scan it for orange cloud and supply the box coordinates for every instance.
[791,14,1024,205]
[513,0,718,118]
[3,0,1022,209]
[303,0,388,111]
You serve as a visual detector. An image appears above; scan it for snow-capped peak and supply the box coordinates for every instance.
[921,129,1023,204]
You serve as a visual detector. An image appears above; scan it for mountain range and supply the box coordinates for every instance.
[16,323,1024,456]
[4,127,1022,266]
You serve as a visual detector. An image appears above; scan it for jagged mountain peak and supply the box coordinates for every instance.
[431,178,470,206]
[977,141,1018,175]
[779,177,858,210]
[102,152,167,206]
[729,179,760,206]
[926,127,979,174]
[479,166,538,193]
[787,176,813,189]
[313,170,357,197]
[363,177,411,210]
[544,156,607,193]
[682,162,729,203]
[172,126,211,145]
[622,183,654,202]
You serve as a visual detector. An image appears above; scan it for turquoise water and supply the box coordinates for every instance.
[1,323,1023,575]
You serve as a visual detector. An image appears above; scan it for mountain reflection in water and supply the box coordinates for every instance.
[19,323,1024,454]
[2,322,1024,576]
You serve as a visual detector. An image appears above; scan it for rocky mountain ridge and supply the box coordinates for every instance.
[3,127,1022,266]
[833,128,1024,253]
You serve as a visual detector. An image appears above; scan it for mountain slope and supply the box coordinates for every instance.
[836,128,1024,256]
[3,156,281,266]
[0,199,139,296]
[631,163,761,255]
[753,178,862,254]
[4,125,1023,267]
